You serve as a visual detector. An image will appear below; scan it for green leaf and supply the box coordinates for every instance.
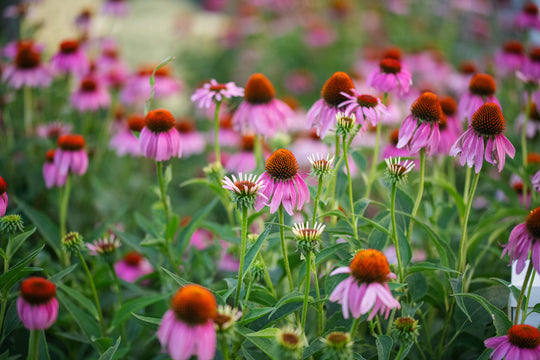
[56,289,102,343]
[243,219,274,274]
[449,276,471,322]
[110,293,169,330]
[49,264,78,282]
[396,343,413,360]
[376,335,393,360]
[407,262,460,276]
[533,303,540,314]
[453,292,512,335]
[239,307,274,325]
[303,340,325,359]
[0,244,44,292]
[491,277,521,303]
[425,177,465,219]
[236,326,280,359]
[130,312,161,328]
[97,337,121,360]
[161,266,191,287]
[9,227,36,258]
[166,214,179,242]
[144,56,174,114]
[245,328,278,338]
[269,291,304,318]
[15,199,61,259]
[58,283,98,319]
[315,242,349,265]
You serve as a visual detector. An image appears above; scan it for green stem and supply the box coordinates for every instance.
[108,263,127,341]
[312,176,323,225]
[300,252,311,331]
[77,250,107,336]
[391,183,404,281]
[214,101,222,165]
[522,92,532,202]
[407,149,425,243]
[156,161,170,221]
[258,252,275,297]
[234,206,249,309]
[395,343,406,360]
[350,317,360,339]
[523,268,536,323]
[59,175,72,266]
[254,134,263,170]
[365,122,382,199]
[27,330,39,360]
[515,261,534,325]
[311,255,324,336]
[220,335,230,360]
[343,135,358,241]
[279,206,294,292]
[23,86,32,135]
[328,134,341,217]
[457,171,481,273]
[463,167,471,206]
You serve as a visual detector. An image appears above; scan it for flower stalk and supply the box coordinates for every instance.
[234,206,249,309]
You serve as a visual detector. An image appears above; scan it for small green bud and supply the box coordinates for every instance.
[0,214,24,234]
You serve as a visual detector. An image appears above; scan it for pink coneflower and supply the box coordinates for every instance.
[232,73,293,137]
[502,206,540,274]
[86,233,121,256]
[448,61,477,96]
[102,0,129,16]
[254,149,309,215]
[303,20,337,48]
[439,96,461,135]
[523,47,540,81]
[225,134,257,173]
[0,176,7,217]
[306,71,355,137]
[216,113,241,147]
[110,114,144,157]
[515,1,540,30]
[120,65,182,105]
[158,284,217,360]
[139,109,181,161]
[339,90,387,127]
[283,69,315,95]
[191,79,244,109]
[450,103,515,173]
[495,40,526,77]
[458,73,500,121]
[175,119,206,157]
[54,134,88,176]
[222,172,267,210]
[36,122,72,141]
[532,169,540,192]
[366,58,412,96]
[74,7,93,34]
[515,102,540,139]
[95,41,129,88]
[114,251,153,283]
[381,129,417,161]
[510,174,531,208]
[329,249,400,320]
[2,41,51,89]
[397,92,442,154]
[43,150,66,188]
[71,75,110,112]
[50,39,89,76]
[436,114,459,155]
[17,277,58,330]
[485,324,540,359]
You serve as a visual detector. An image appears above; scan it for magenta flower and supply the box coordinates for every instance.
[0,176,7,217]
[515,2,540,30]
[222,172,267,210]
[54,134,88,176]
[232,73,292,137]
[484,324,540,360]
[158,284,217,360]
[339,90,387,127]
[70,75,111,112]
[366,58,412,96]
[502,206,540,274]
[225,134,257,173]
[50,39,89,76]
[120,65,182,105]
[86,233,121,256]
[175,120,206,157]
[458,73,501,121]
[307,71,355,137]
[191,79,244,109]
[17,277,59,330]
[329,249,400,320]
[139,109,181,161]
[102,0,130,16]
[2,41,51,89]
[523,47,540,81]
[43,149,67,188]
[109,114,145,157]
[114,251,153,283]
[494,40,526,77]
[254,149,309,215]
[397,92,442,154]
[532,170,540,192]
[450,103,515,173]
[381,129,418,162]
[36,122,72,141]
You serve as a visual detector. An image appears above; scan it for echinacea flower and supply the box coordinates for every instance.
[393,316,420,344]
[158,284,217,360]
[532,170,540,192]
[382,129,417,161]
[458,73,501,121]
[191,79,244,109]
[515,1,540,30]
[366,58,412,96]
[175,120,206,157]
[114,251,153,283]
[225,134,257,173]
[120,65,182,105]
[255,149,310,215]
[0,214,24,234]
[232,73,293,137]
[322,332,353,359]
[54,134,89,176]
[397,92,442,154]
[385,157,415,185]
[329,249,400,320]
[523,47,540,81]
[2,41,51,89]
[214,305,242,333]
[139,109,181,161]
[292,221,325,255]
[306,71,355,137]
[450,103,515,173]
[109,114,145,157]
[43,149,67,188]
[0,176,7,217]
[102,0,129,16]
[17,277,59,330]
[50,39,89,76]
[308,152,334,177]
[515,102,540,139]
[36,122,72,141]
[502,206,540,274]
[275,326,305,359]
[484,324,540,360]
[86,233,121,256]
[495,40,526,77]
[339,90,388,127]
[222,173,267,210]
[70,75,111,112]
